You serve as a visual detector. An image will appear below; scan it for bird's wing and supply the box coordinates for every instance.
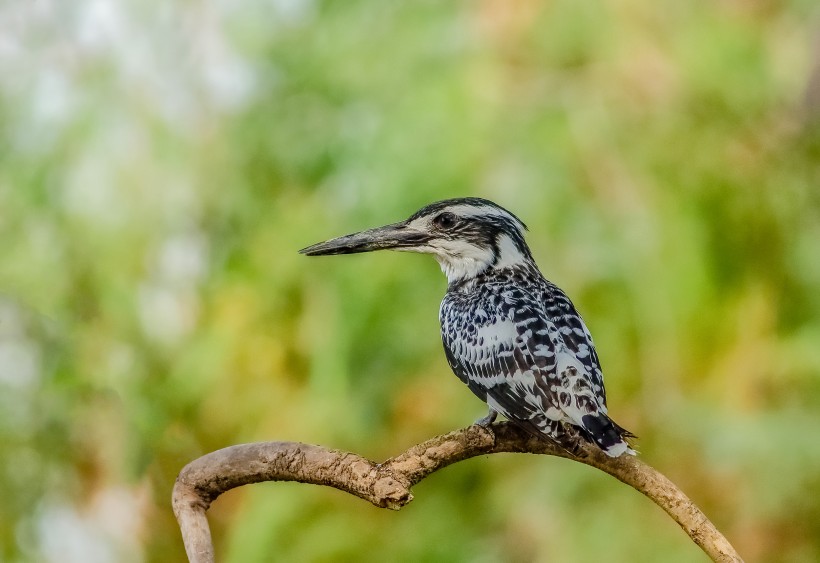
[505,299,610,428]
[541,284,607,407]
[442,309,547,423]
[443,296,607,430]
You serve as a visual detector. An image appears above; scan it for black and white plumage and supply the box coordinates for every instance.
[300,197,634,457]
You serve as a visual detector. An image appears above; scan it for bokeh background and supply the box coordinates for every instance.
[2,0,820,561]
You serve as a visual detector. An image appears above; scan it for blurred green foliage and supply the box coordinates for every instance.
[2,0,820,561]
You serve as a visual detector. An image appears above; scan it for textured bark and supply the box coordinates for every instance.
[173,422,743,563]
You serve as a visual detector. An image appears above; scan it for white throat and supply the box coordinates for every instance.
[435,254,491,284]
[433,234,529,284]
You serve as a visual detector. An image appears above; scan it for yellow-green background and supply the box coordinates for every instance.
[2,1,819,561]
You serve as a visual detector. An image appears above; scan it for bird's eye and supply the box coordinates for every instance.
[433,212,458,230]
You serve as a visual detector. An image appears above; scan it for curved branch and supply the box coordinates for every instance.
[172,422,743,563]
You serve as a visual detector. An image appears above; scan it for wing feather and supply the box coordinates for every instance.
[443,294,610,435]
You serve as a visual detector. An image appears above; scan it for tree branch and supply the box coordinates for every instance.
[172,422,743,562]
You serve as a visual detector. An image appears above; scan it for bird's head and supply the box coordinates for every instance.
[299,197,535,284]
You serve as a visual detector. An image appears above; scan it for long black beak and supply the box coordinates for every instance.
[299,221,432,256]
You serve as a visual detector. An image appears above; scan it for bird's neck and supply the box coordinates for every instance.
[436,255,493,286]
[445,261,540,293]
[437,232,535,288]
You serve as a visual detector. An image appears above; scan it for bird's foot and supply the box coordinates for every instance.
[474,410,498,428]
[548,423,588,458]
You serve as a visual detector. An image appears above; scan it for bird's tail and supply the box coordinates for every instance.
[580,413,637,457]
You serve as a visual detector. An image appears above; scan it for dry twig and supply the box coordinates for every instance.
[173,422,742,562]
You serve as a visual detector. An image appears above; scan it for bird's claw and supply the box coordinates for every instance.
[474,410,498,427]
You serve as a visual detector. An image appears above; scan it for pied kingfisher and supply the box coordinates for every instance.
[300,197,634,457]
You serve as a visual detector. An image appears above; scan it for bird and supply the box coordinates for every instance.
[299,197,635,457]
